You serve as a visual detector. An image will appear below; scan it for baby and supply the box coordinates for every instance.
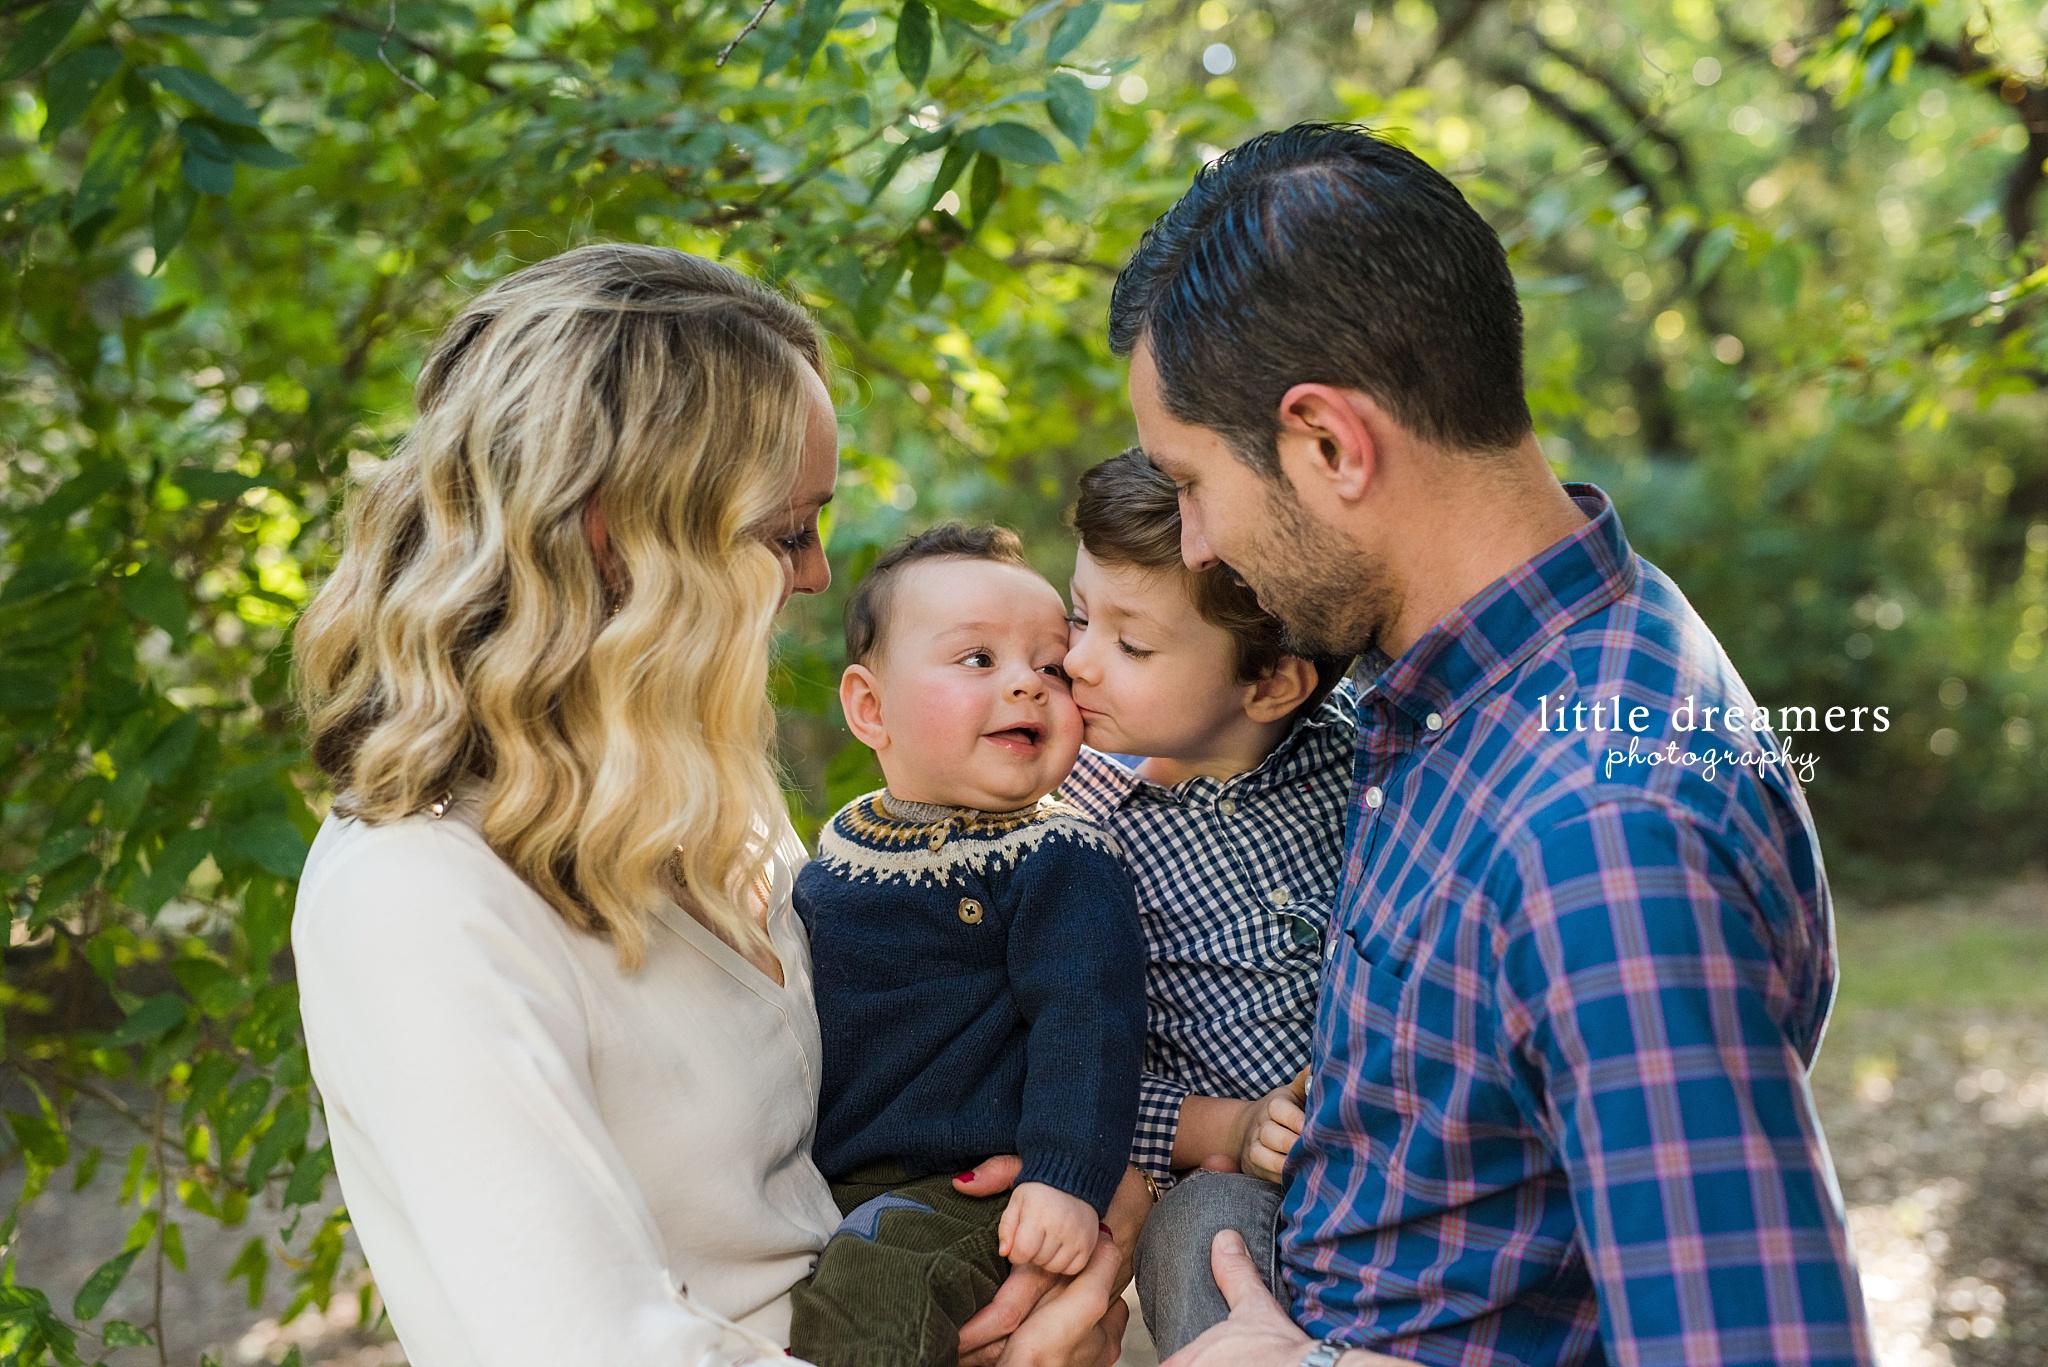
[787,523,1146,1367]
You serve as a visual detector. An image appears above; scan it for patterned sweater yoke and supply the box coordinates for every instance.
[812,792,1124,888]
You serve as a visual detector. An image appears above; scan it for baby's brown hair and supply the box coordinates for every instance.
[843,523,1031,666]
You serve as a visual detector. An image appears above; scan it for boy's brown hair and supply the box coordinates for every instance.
[844,522,1032,666]
[1073,448,1352,705]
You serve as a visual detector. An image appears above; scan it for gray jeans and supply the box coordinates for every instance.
[1134,1171,1285,1358]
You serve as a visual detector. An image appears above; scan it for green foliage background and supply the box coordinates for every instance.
[0,0,2044,1356]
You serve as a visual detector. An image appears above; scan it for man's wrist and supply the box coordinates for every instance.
[1298,1340,1345,1367]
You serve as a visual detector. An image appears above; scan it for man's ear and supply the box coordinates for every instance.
[1242,656,1318,725]
[1274,384,1378,505]
[840,664,889,753]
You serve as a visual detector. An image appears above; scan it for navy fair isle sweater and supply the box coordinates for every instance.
[795,790,1147,1216]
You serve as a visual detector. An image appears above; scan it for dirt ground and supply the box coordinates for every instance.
[16,879,2046,1366]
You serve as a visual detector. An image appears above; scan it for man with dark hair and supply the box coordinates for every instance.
[1119,125,1871,1367]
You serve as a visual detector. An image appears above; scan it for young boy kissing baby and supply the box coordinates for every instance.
[787,524,1146,1367]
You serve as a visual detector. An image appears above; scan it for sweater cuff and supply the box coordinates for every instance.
[1130,1072,1189,1189]
[1017,1150,1127,1216]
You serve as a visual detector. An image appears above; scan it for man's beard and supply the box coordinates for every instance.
[1237,477,1398,659]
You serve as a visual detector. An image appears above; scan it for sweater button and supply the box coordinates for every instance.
[927,830,947,851]
[958,898,984,924]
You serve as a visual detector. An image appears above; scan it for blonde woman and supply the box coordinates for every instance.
[292,244,1128,1367]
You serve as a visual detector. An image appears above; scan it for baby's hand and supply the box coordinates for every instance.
[996,1180,1099,1276]
[1232,1067,1310,1183]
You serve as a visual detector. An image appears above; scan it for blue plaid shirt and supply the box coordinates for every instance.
[1060,683,1356,1184]
[1283,485,1870,1366]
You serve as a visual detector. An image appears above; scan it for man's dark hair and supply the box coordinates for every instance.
[1074,449,1352,708]
[1108,123,1532,472]
[844,523,1032,666]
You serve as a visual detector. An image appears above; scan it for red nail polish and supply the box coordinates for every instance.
[956,1171,977,1181]
[1099,1222,1113,1235]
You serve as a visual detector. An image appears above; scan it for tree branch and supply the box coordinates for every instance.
[1526,32,1697,188]
[1483,58,1666,214]
[322,8,510,96]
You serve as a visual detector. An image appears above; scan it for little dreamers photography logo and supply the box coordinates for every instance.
[1534,693,1893,785]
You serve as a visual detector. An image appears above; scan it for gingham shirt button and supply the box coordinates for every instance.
[1426,711,1443,731]
[1268,886,1291,907]
[1365,785,1384,808]
[1217,798,1237,817]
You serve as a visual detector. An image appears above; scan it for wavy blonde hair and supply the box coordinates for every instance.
[296,243,822,967]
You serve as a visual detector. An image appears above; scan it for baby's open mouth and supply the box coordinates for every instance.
[983,723,1044,753]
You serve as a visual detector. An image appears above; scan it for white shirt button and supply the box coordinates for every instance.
[1217,798,1237,817]
[1426,712,1443,731]
[1268,887,1291,907]
[1365,785,1384,808]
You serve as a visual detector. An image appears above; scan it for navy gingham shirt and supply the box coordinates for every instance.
[1061,682,1356,1184]
[1283,485,1870,1366]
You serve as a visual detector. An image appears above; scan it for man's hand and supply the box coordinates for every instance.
[1000,1181,1099,1276]
[1227,1068,1309,1183]
[992,1238,1129,1367]
[1161,1231,1398,1367]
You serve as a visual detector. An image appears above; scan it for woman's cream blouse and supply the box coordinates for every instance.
[294,796,841,1366]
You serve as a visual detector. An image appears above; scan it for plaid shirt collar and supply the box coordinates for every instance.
[1063,681,1357,820]
[1365,482,1639,735]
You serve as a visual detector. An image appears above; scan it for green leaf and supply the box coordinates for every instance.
[140,63,259,125]
[0,0,85,83]
[139,712,201,783]
[1044,70,1092,147]
[907,237,945,305]
[867,137,915,202]
[244,1096,309,1184]
[793,0,842,68]
[134,823,209,918]
[100,992,188,1048]
[282,1142,332,1207]
[181,1051,237,1128]
[7,1111,68,1168]
[102,1320,154,1348]
[119,558,188,642]
[210,122,298,168]
[162,1218,187,1272]
[1692,223,1736,287]
[968,149,1000,225]
[855,251,907,337]
[922,140,973,211]
[225,813,308,879]
[926,0,1010,22]
[171,464,264,501]
[41,43,121,143]
[70,105,160,227]
[153,177,199,264]
[71,1247,139,1321]
[225,1236,268,1308]
[127,13,260,36]
[894,0,930,85]
[1042,0,1098,63]
[969,120,1059,165]
[182,141,234,193]
[29,827,91,877]
[71,1144,101,1192]
[211,1076,270,1159]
